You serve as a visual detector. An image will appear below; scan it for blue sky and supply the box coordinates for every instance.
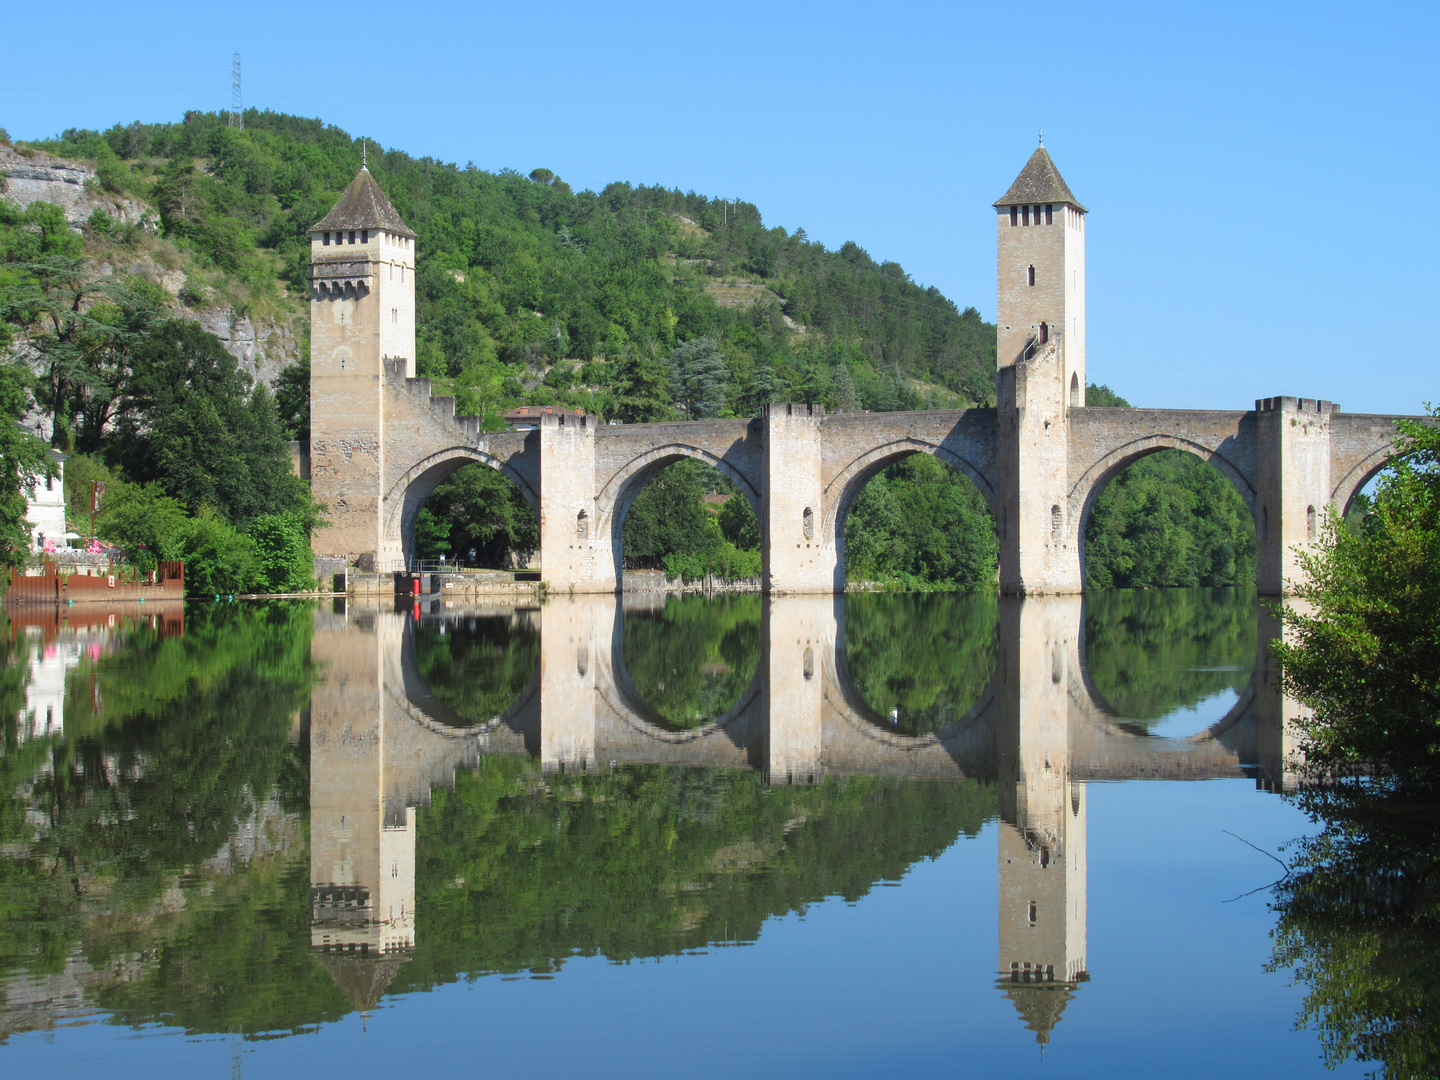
[4,0,1435,414]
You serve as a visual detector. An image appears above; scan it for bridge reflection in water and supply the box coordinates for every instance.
[309,593,1305,1038]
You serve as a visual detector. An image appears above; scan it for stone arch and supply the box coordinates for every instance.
[594,443,763,580]
[383,447,539,568]
[821,439,1001,586]
[1067,435,1257,584]
[1331,442,1405,517]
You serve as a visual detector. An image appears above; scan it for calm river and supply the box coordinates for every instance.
[0,589,1423,1077]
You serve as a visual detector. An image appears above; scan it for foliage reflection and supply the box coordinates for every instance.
[412,610,540,725]
[842,592,998,736]
[622,594,761,729]
[1082,587,1257,725]
[1270,782,1440,1080]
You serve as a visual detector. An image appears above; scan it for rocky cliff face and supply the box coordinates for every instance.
[1,147,303,392]
[0,146,152,229]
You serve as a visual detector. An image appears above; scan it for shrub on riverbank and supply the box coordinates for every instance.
[96,478,316,595]
[1275,407,1440,780]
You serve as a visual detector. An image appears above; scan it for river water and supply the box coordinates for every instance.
[0,590,1417,1077]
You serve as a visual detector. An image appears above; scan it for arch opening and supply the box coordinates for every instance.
[1335,446,1415,524]
[836,450,999,592]
[616,456,762,585]
[398,455,539,572]
[1076,445,1257,590]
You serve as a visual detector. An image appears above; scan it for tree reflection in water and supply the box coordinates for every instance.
[1269,782,1440,1080]
[411,610,540,725]
[622,595,761,729]
[842,593,998,736]
[1083,587,1256,727]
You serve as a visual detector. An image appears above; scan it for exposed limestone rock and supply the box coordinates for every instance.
[0,146,153,230]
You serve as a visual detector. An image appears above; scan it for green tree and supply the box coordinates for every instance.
[107,320,312,528]
[843,454,997,590]
[247,512,315,593]
[1274,408,1440,779]
[667,336,728,418]
[274,359,309,440]
[415,464,538,567]
[718,495,760,550]
[0,364,54,566]
[608,347,673,423]
[624,460,713,569]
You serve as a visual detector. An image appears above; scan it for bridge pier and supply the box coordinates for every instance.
[538,412,614,594]
[1256,397,1333,595]
[998,345,1085,595]
[762,404,837,594]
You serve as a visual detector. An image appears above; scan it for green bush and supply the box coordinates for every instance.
[179,508,257,597]
[247,512,315,593]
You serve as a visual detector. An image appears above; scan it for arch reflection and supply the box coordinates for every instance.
[308,589,1308,1034]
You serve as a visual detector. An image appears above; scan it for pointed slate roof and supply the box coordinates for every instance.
[994,147,1086,212]
[1001,982,1076,1044]
[312,167,416,237]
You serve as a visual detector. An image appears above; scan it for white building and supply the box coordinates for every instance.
[26,450,70,551]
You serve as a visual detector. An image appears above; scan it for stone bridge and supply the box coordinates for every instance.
[305,156,1421,596]
[351,365,1412,595]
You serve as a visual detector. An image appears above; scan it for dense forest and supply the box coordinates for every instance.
[25,109,998,425]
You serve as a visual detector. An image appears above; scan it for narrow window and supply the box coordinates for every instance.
[1307,504,1317,542]
[389,263,394,280]
[802,506,814,540]
[1040,847,1050,868]
[1028,901,1038,925]
[1045,204,1053,224]
[1010,206,1018,226]
[1039,321,1049,344]
[576,509,588,540]
[1050,504,1062,542]
[349,230,356,244]
[1070,371,1080,406]
[1027,265,1035,286]
[362,230,368,243]
[323,231,331,246]
[803,646,814,680]
[1022,205,1030,226]
[577,644,589,677]
[401,266,405,283]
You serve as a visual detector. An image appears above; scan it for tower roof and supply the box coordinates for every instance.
[312,168,416,238]
[1001,982,1077,1044]
[994,147,1086,212]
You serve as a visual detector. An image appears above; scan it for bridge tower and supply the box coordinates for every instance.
[308,168,417,568]
[994,145,1088,593]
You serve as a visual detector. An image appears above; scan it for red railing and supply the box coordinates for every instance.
[4,561,186,605]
